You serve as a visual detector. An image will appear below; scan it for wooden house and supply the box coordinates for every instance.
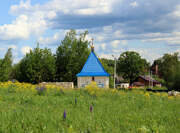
[132,75,161,87]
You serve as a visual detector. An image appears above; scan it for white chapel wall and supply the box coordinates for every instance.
[78,76,109,88]
[78,77,92,88]
[94,77,109,88]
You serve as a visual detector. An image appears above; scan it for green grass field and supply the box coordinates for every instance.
[0,84,179,133]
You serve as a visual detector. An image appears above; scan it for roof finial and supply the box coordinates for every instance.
[91,38,94,52]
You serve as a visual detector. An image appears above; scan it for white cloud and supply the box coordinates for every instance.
[111,40,120,48]
[96,35,104,42]
[142,31,180,45]
[0,15,29,40]
[0,48,5,52]
[113,30,124,38]
[103,26,113,33]
[75,7,110,15]
[1,0,180,63]
[8,45,17,50]
[10,0,115,16]
[10,0,32,15]
[94,43,100,51]
[121,40,127,46]
[101,43,106,50]
[47,11,57,19]
[0,13,47,41]
[120,47,178,64]
[21,46,32,55]
[53,0,113,15]
[99,53,113,59]
[130,1,139,8]
[0,0,118,43]
[173,5,180,17]
[84,34,93,42]
[39,33,61,46]
[0,0,47,42]
[39,30,93,46]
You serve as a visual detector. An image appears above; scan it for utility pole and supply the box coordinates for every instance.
[151,71,153,88]
[149,69,150,88]
[112,55,116,89]
[149,70,153,88]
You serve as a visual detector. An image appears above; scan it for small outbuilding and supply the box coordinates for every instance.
[117,83,130,88]
[76,46,110,88]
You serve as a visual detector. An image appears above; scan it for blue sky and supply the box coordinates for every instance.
[0,0,180,63]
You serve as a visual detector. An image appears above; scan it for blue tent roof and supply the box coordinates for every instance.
[76,51,110,77]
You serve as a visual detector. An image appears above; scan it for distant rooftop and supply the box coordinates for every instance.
[139,75,160,84]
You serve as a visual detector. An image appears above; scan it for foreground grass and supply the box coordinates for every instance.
[0,83,179,132]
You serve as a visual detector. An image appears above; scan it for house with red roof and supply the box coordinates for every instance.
[132,75,161,87]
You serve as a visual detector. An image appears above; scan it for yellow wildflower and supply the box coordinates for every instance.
[168,96,174,100]
[145,92,150,98]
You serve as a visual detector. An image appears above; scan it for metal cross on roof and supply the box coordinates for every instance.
[91,38,94,45]
[91,38,94,52]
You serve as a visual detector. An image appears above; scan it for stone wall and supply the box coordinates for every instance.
[40,82,74,89]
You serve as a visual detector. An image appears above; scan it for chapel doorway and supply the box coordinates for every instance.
[92,77,95,81]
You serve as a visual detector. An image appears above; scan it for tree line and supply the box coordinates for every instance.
[153,53,180,90]
[0,30,179,90]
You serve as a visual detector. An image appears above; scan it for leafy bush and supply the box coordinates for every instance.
[85,81,103,97]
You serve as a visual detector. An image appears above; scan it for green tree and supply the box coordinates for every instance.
[0,48,13,81]
[117,51,149,84]
[15,45,56,84]
[100,58,114,88]
[173,63,180,91]
[55,30,90,83]
[11,63,21,81]
[154,53,180,90]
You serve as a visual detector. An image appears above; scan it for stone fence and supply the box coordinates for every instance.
[40,82,74,89]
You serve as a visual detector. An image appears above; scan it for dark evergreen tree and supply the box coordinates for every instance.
[0,48,13,81]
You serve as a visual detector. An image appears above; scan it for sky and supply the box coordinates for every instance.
[0,0,180,64]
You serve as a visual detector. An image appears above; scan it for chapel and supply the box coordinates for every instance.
[76,44,110,88]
